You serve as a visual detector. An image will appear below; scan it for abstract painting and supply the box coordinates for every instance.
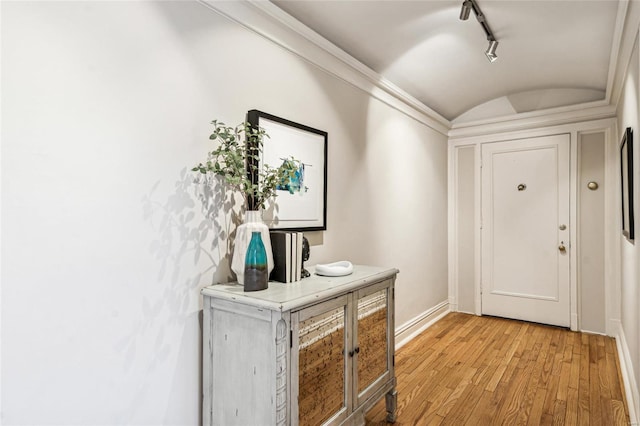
[247,110,327,231]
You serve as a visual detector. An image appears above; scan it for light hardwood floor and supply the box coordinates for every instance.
[365,312,630,425]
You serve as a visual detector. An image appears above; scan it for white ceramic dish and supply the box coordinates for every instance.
[315,261,354,277]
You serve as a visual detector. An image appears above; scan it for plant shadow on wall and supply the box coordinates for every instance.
[110,168,239,421]
[114,119,299,421]
[142,167,239,291]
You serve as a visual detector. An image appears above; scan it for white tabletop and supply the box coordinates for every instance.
[201,265,399,312]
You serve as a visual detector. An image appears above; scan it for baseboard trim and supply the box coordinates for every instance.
[395,300,449,350]
[579,328,607,336]
[614,320,639,425]
[571,313,579,332]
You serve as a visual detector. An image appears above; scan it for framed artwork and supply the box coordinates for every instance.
[247,110,327,231]
[621,127,634,242]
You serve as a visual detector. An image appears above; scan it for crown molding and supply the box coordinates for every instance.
[449,117,616,147]
[198,0,450,136]
[200,0,631,140]
[610,0,638,110]
[605,0,629,105]
[449,102,617,140]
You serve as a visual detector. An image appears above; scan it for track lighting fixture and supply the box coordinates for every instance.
[459,0,499,63]
[459,0,471,21]
[485,39,498,62]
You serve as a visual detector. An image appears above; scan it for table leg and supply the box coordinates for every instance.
[385,389,397,423]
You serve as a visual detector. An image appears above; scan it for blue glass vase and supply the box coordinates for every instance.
[231,211,274,285]
[244,231,268,292]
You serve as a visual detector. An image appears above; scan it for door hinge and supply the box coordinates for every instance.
[290,330,293,348]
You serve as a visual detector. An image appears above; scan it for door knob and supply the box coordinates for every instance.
[559,243,566,252]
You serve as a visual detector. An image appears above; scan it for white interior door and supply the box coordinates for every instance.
[481,134,570,327]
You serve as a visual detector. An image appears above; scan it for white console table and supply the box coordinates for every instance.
[201,265,398,425]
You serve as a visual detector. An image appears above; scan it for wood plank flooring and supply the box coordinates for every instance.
[365,313,630,425]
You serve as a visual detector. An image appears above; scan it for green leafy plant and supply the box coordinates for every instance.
[192,120,299,211]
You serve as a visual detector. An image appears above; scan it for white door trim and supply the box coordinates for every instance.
[569,130,579,330]
[474,143,483,316]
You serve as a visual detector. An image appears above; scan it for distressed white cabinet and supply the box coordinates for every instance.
[202,265,398,426]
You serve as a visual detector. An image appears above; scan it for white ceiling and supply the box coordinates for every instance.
[271,0,621,123]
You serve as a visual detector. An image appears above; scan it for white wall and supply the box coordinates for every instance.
[1,1,448,424]
[453,146,476,313]
[578,132,606,334]
[617,29,640,421]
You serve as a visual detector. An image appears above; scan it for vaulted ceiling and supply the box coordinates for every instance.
[271,0,623,124]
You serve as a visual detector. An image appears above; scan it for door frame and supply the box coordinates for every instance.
[448,117,619,334]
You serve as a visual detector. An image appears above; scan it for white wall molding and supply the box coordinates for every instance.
[449,118,617,147]
[448,143,458,313]
[615,321,639,425]
[449,103,617,140]
[569,130,579,332]
[200,0,633,143]
[395,300,449,350]
[198,0,450,136]
[605,0,629,106]
[611,1,637,111]
[198,0,633,141]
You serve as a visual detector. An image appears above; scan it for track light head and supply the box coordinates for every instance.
[485,39,498,62]
[460,0,500,63]
[459,0,472,20]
